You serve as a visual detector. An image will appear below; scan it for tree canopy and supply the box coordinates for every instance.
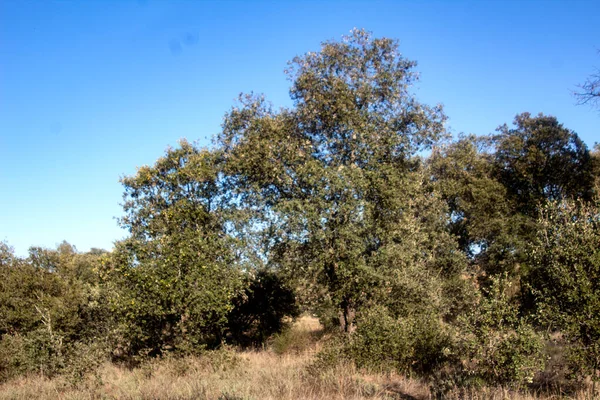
[218,29,465,331]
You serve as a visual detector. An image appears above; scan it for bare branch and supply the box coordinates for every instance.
[575,51,600,110]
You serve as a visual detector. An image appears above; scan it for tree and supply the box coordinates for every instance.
[593,144,600,190]
[218,29,467,331]
[493,113,594,216]
[486,113,595,280]
[428,135,528,276]
[0,242,110,341]
[456,274,545,388]
[430,114,596,279]
[109,142,243,357]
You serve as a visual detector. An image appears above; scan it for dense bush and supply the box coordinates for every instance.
[0,243,112,382]
[345,305,451,376]
[527,199,600,386]
[105,240,242,360]
[455,274,546,388]
[226,269,300,347]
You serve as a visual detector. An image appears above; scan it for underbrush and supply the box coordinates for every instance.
[0,316,596,400]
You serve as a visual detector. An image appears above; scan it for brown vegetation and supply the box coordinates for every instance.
[0,317,594,400]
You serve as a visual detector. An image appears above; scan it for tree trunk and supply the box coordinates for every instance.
[339,300,356,333]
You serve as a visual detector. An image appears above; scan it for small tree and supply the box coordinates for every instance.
[428,135,528,276]
[0,243,112,381]
[111,142,243,358]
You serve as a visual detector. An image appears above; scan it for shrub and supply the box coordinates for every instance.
[0,333,27,381]
[345,305,451,376]
[456,274,546,388]
[227,269,299,347]
[527,199,600,387]
[0,244,113,382]
[0,329,109,384]
[306,336,349,375]
[106,239,242,360]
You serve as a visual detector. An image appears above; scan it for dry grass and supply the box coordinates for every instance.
[0,316,595,400]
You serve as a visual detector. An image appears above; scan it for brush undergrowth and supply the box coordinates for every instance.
[0,316,596,400]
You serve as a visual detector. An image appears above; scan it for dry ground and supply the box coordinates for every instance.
[0,317,594,400]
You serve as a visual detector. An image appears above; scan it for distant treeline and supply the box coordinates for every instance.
[1,29,599,394]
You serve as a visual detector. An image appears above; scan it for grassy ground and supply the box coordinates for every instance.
[0,317,594,400]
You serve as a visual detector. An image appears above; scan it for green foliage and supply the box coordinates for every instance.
[271,326,312,355]
[430,114,596,280]
[106,240,241,358]
[494,113,594,215]
[428,135,528,276]
[110,142,244,358]
[227,269,300,347]
[0,243,111,382]
[0,329,65,380]
[527,199,600,383]
[218,28,464,331]
[307,336,349,375]
[345,305,451,376]
[0,330,107,384]
[456,274,545,387]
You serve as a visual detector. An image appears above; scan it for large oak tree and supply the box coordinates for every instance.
[218,29,467,331]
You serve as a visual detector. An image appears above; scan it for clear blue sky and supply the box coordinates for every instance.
[1,0,598,256]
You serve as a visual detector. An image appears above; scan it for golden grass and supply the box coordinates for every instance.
[0,316,595,400]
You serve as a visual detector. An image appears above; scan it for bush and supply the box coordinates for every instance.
[270,321,319,355]
[105,239,243,360]
[0,333,27,381]
[306,336,349,375]
[455,274,546,388]
[313,299,342,333]
[0,329,108,383]
[227,269,300,347]
[526,199,600,386]
[0,244,113,382]
[345,305,451,376]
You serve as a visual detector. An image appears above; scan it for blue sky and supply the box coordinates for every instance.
[1,0,598,256]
